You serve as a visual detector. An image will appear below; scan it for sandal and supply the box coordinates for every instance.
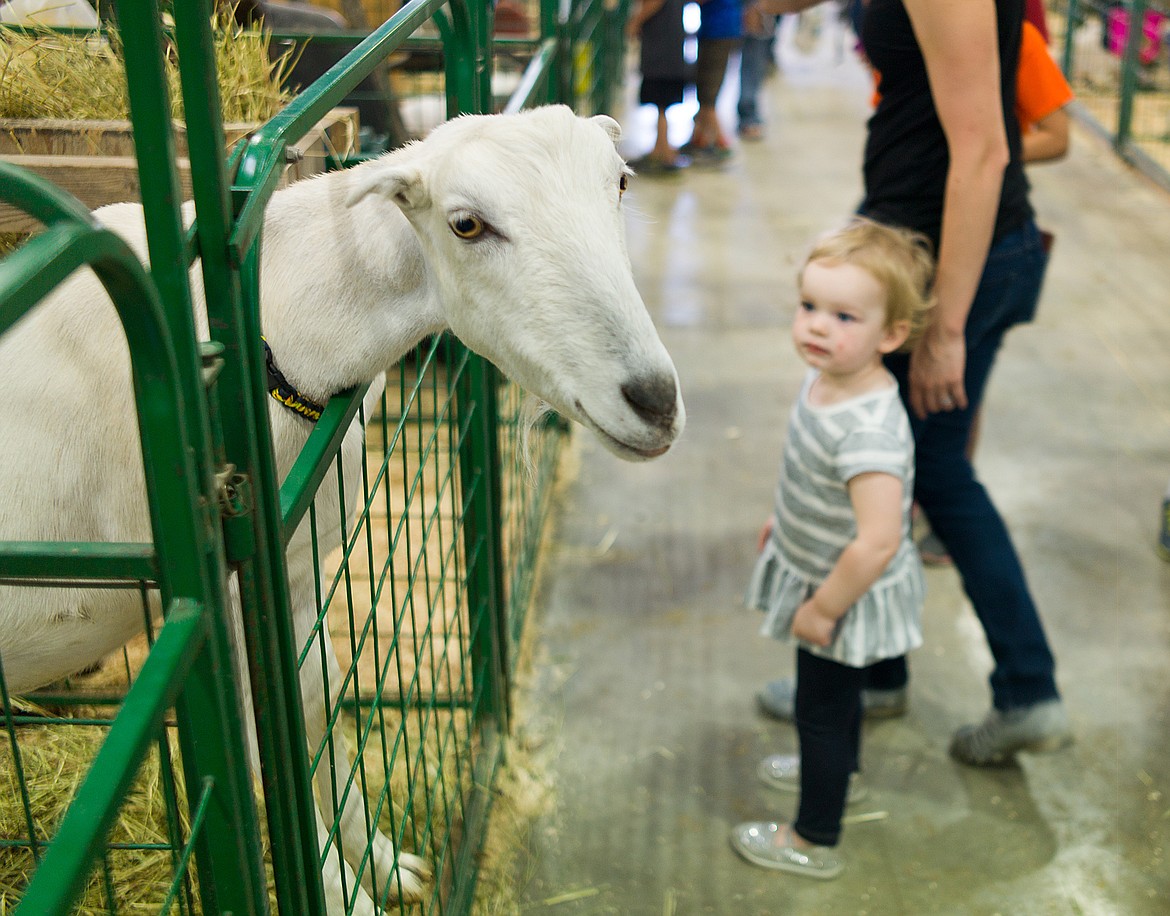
[627,154,689,175]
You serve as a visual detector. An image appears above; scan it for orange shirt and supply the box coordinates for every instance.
[1015,21,1074,134]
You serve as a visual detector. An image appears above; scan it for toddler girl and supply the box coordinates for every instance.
[730,217,933,879]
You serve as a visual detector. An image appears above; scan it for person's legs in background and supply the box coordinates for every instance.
[684,37,737,162]
[628,78,689,173]
[737,15,778,140]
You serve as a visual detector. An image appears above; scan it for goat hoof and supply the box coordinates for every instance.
[386,852,431,904]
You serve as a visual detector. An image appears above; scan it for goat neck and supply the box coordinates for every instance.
[256,165,444,404]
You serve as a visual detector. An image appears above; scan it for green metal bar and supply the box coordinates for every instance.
[0,218,94,336]
[0,160,94,228]
[114,5,272,913]
[1061,0,1079,80]
[437,0,489,115]
[168,1,331,909]
[434,7,467,116]
[0,542,156,582]
[279,386,368,544]
[1116,0,1148,150]
[538,0,566,105]
[456,354,509,730]
[444,728,504,913]
[0,656,42,868]
[157,777,216,916]
[13,599,208,916]
[274,386,362,538]
[230,0,451,261]
[502,38,558,113]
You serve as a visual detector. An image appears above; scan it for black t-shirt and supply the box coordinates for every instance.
[859,0,1033,250]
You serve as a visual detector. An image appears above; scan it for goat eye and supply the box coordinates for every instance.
[450,215,484,239]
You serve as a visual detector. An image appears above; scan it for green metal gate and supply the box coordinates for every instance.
[0,0,628,912]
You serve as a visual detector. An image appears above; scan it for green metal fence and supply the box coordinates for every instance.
[0,0,628,913]
[1052,0,1170,189]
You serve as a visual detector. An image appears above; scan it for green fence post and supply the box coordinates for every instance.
[544,0,573,105]
[455,353,510,732]
[165,3,331,912]
[114,4,271,913]
[1061,0,1080,81]
[1116,0,1149,151]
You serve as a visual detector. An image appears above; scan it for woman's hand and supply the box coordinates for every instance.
[909,322,967,418]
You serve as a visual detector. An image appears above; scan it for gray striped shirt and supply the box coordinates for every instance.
[746,371,925,667]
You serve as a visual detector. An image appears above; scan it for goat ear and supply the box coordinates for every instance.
[345,164,430,211]
[590,114,622,145]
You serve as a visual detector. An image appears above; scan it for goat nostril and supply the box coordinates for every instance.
[621,375,678,426]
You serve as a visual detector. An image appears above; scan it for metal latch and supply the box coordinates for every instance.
[215,464,256,562]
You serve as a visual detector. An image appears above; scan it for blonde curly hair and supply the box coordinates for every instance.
[802,217,936,351]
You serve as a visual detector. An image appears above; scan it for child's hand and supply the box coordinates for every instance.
[757,517,775,552]
[791,598,837,647]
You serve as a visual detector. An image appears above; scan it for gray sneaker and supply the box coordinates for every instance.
[757,753,867,804]
[729,821,842,879]
[949,699,1073,766]
[757,677,907,722]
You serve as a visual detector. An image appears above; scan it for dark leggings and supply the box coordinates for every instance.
[793,648,866,848]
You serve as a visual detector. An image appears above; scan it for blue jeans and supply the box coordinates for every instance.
[737,17,777,129]
[878,220,1059,711]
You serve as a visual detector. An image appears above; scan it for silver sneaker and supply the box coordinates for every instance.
[949,699,1073,766]
[757,753,867,804]
[729,821,842,879]
[757,676,907,722]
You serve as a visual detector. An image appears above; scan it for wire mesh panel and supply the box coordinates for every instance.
[1053,0,1170,182]
[301,337,483,911]
[495,385,568,651]
[0,587,202,915]
[276,326,568,913]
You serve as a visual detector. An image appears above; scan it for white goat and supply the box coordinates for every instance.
[0,105,684,913]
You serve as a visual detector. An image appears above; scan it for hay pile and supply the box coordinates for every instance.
[0,717,200,914]
[0,8,293,124]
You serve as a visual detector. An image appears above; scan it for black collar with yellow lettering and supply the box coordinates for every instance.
[262,337,326,422]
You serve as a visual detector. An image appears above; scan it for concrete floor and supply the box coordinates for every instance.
[506,18,1170,916]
